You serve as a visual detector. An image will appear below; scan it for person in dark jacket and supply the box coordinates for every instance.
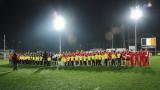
[43,51,48,66]
[12,52,18,71]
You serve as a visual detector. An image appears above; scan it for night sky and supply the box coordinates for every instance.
[0,0,160,51]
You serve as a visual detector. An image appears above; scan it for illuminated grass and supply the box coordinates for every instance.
[0,56,160,90]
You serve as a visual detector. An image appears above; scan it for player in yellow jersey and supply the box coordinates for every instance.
[19,55,23,64]
[58,54,62,62]
[39,55,43,65]
[47,55,51,66]
[34,55,37,65]
[83,55,87,66]
[32,55,35,65]
[28,55,30,64]
[97,53,101,66]
[36,55,40,65]
[79,55,83,66]
[24,55,28,64]
[64,56,68,66]
[75,55,79,66]
[104,53,109,66]
[23,54,28,65]
[101,53,105,66]
[95,53,99,66]
[33,55,35,65]
[62,56,67,66]
[91,54,95,66]
[117,52,122,66]
[22,55,25,64]
[111,52,116,66]
[87,54,91,66]
[24,55,27,64]
[67,56,71,66]
[71,55,74,66]
[99,54,103,66]
[36,55,39,65]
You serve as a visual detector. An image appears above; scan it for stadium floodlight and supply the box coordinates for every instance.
[54,15,65,31]
[54,12,65,54]
[130,6,143,51]
[148,2,152,7]
[130,6,143,21]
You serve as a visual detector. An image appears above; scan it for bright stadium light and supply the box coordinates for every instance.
[130,6,143,51]
[54,15,65,31]
[148,2,152,7]
[130,6,143,21]
[53,12,65,54]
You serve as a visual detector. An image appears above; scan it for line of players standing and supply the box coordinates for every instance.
[8,50,150,67]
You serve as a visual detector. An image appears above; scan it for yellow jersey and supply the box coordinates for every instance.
[71,56,74,61]
[63,57,67,62]
[87,56,91,61]
[91,55,95,60]
[39,56,42,61]
[117,54,121,58]
[48,57,51,61]
[98,55,102,60]
[79,56,82,61]
[67,57,71,61]
[83,56,86,61]
[111,54,116,59]
[75,56,79,61]
[95,55,99,60]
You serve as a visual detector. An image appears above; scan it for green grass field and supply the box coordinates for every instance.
[0,56,160,90]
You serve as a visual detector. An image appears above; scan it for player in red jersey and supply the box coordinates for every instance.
[125,52,130,66]
[121,52,126,66]
[142,51,147,67]
[144,49,150,67]
[135,52,139,67]
[139,51,144,67]
[130,52,135,67]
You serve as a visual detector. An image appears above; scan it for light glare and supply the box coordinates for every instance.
[54,15,65,31]
[148,2,152,7]
[130,7,143,20]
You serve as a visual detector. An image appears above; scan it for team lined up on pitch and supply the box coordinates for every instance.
[8,50,150,67]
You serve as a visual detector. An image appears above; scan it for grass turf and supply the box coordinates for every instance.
[0,56,160,90]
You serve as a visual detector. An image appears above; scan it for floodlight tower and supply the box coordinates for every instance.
[130,6,143,51]
[54,12,65,54]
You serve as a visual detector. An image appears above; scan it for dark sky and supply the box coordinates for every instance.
[0,0,160,51]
